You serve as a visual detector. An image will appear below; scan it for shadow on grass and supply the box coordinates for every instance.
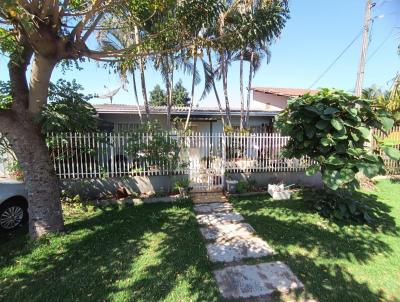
[0,202,220,302]
[231,191,399,302]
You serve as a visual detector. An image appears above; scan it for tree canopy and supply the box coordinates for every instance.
[149,80,190,106]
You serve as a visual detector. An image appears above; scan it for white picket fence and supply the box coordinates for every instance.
[48,132,313,180]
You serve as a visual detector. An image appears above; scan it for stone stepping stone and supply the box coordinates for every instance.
[213,262,304,300]
[206,236,274,263]
[194,202,233,214]
[199,223,255,240]
[196,212,244,226]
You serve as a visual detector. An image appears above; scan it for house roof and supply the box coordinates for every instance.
[251,87,319,97]
[93,104,279,117]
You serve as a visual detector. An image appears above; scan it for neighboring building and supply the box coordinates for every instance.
[94,87,318,133]
[251,87,319,111]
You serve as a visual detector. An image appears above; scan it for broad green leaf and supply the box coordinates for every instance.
[325,155,344,166]
[306,164,320,176]
[347,148,363,157]
[331,118,343,131]
[305,126,315,139]
[350,132,359,142]
[381,145,400,161]
[324,107,340,115]
[322,169,341,190]
[321,137,331,146]
[296,131,304,142]
[348,108,358,116]
[316,120,329,130]
[357,127,370,139]
[339,168,355,183]
[378,116,394,131]
[356,162,382,178]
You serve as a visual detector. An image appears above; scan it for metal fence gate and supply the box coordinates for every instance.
[185,133,225,192]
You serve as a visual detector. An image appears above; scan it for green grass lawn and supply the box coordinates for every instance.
[230,180,400,302]
[0,201,221,302]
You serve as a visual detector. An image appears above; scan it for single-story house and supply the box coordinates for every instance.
[95,87,318,133]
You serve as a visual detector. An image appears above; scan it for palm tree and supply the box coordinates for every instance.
[184,47,199,131]
[200,48,230,128]
[97,26,149,122]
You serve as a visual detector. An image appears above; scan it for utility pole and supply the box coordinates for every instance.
[355,0,375,97]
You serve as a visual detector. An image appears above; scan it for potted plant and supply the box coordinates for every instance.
[174,179,191,198]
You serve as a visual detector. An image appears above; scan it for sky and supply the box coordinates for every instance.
[1,0,399,108]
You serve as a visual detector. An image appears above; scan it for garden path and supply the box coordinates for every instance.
[193,195,304,301]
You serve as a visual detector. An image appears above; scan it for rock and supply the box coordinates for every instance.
[213,262,304,300]
[193,202,233,214]
[206,236,274,263]
[199,223,255,240]
[196,212,244,226]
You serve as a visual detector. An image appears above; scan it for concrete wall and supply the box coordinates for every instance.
[227,172,323,188]
[252,91,288,111]
[61,175,188,199]
[62,171,322,199]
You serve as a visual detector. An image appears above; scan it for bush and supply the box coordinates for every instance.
[308,189,375,223]
[276,89,399,190]
[236,180,249,194]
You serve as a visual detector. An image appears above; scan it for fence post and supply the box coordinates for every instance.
[221,132,226,190]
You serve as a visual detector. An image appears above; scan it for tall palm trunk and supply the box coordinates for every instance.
[184,53,197,132]
[132,70,142,124]
[207,49,227,128]
[221,50,232,126]
[239,50,245,131]
[135,26,150,121]
[245,51,254,129]
[166,55,174,130]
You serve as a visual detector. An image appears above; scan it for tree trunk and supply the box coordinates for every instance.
[29,54,56,114]
[167,62,174,130]
[135,26,150,121]
[184,53,197,132]
[239,50,245,131]
[1,112,64,238]
[5,46,64,238]
[207,49,226,128]
[132,70,143,124]
[221,50,232,126]
[245,51,254,129]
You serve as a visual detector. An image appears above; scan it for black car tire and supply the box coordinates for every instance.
[0,198,28,231]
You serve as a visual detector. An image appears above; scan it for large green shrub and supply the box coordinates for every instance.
[276,89,399,191]
[124,121,186,172]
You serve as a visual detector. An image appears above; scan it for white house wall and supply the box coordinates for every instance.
[253,91,288,111]
[99,113,273,133]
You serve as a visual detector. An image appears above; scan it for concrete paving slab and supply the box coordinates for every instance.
[196,212,244,226]
[213,262,304,299]
[194,202,234,214]
[206,236,274,263]
[199,223,255,240]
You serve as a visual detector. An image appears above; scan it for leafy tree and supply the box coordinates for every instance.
[276,89,400,221]
[0,0,233,238]
[173,80,190,106]
[37,80,98,133]
[149,85,167,106]
[149,80,190,107]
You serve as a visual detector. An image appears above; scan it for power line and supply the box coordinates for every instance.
[308,30,363,89]
[366,27,395,62]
